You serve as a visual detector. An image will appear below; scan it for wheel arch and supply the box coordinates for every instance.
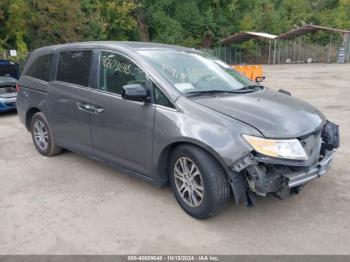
[154,139,230,187]
[25,107,41,131]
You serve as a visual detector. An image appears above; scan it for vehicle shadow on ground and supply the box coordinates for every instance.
[54,149,302,222]
[0,110,17,117]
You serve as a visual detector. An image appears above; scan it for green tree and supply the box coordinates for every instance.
[139,0,239,47]
[81,0,138,41]
[0,0,30,51]
[0,0,349,51]
[26,0,88,49]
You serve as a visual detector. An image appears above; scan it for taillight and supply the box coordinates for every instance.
[16,83,21,92]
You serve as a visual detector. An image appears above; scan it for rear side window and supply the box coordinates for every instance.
[57,50,92,86]
[26,54,52,81]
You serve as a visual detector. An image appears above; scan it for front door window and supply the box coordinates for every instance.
[98,51,146,94]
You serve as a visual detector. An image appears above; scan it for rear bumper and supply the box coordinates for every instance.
[0,100,17,111]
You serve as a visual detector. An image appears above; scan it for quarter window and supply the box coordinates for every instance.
[153,85,175,109]
[26,54,52,82]
[57,50,92,86]
[98,51,146,95]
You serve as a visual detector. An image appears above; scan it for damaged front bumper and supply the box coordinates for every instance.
[228,121,339,206]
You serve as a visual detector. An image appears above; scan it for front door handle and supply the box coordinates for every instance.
[94,107,104,114]
[77,102,94,113]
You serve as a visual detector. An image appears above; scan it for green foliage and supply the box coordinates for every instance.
[0,0,349,51]
[81,0,138,41]
[0,0,30,51]
[26,0,88,49]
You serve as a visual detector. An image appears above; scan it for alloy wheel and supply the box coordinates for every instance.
[174,157,204,207]
[33,120,49,151]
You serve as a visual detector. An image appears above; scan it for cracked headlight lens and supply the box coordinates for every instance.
[242,134,308,160]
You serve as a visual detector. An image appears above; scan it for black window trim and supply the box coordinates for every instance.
[150,79,178,111]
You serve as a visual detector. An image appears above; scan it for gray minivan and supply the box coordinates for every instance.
[17,42,339,219]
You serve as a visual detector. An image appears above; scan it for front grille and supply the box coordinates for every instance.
[299,130,322,165]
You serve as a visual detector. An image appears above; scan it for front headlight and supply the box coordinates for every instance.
[242,134,308,160]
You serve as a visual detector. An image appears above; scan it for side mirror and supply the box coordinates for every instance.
[255,76,266,83]
[121,84,149,102]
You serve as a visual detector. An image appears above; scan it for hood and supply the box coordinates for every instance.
[0,60,19,79]
[193,89,325,138]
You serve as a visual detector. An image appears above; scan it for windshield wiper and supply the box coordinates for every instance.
[239,85,264,91]
[185,90,246,97]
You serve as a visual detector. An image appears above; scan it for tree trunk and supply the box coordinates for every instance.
[200,32,214,48]
[135,9,150,42]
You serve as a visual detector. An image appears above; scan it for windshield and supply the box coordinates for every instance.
[138,50,253,94]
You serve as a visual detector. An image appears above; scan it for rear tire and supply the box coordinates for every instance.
[169,145,230,219]
[31,112,62,156]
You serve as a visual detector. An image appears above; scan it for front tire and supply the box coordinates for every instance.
[169,145,230,219]
[31,112,62,156]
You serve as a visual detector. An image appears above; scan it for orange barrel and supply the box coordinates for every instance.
[243,65,253,80]
[250,65,264,81]
[233,65,244,75]
[255,65,263,78]
[250,65,257,81]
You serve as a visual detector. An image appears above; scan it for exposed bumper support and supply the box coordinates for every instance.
[285,150,334,187]
[230,149,335,205]
[229,121,339,206]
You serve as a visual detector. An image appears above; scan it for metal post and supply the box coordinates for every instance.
[304,38,307,62]
[348,35,350,63]
[273,39,276,64]
[268,40,271,64]
[303,36,305,62]
[291,39,294,63]
[297,38,299,62]
[328,33,333,63]
[224,45,227,63]
[346,33,350,63]
[276,40,278,64]
[229,46,231,64]
[298,37,302,63]
[240,47,242,64]
[284,40,287,63]
[292,39,294,63]
[293,38,296,63]
[286,40,289,63]
[234,47,236,64]
[282,40,284,64]
[278,40,281,64]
